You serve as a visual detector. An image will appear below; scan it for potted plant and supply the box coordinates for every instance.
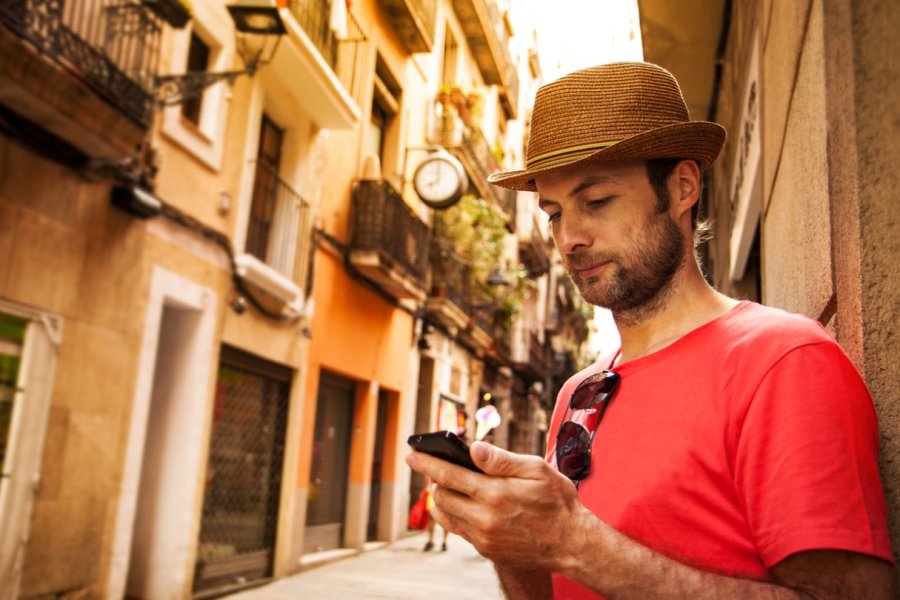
[143,0,193,28]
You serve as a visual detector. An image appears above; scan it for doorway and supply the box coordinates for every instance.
[192,346,291,595]
[304,372,355,552]
[367,390,389,540]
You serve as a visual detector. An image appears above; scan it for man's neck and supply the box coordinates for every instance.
[612,266,738,364]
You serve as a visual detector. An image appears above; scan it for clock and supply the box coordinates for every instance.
[412,151,468,209]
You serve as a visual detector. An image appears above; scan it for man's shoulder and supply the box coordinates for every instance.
[720,301,834,349]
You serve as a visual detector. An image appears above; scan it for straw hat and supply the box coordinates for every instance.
[488,62,726,191]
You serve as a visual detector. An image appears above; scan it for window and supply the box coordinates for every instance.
[366,101,387,168]
[181,32,211,125]
[246,114,284,262]
[0,305,60,598]
[368,54,401,185]
[441,29,458,85]
[0,313,26,473]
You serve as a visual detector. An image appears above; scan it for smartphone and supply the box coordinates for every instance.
[407,430,483,473]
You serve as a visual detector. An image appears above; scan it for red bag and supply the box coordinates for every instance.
[407,489,430,530]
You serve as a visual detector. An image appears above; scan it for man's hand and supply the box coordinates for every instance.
[406,441,585,571]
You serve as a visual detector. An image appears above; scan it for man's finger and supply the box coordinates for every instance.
[406,449,482,496]
[470,441,547,479]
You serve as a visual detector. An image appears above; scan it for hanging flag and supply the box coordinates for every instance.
[329,0,348,40]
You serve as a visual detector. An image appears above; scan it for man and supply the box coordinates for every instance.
[406,62,894,599]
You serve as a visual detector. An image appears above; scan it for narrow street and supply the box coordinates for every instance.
[226,532,504,600]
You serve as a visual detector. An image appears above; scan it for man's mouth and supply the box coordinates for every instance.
[572,260,612,279]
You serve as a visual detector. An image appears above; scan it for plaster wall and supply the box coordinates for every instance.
[760,0,833,317]
[849,0,900,585]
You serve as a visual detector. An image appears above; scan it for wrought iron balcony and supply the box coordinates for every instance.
[0,0,161,128]
[288,0,364,92]
[519,226,549,277]
[350,180,430,302]
[529,331,547,372]
[450,0,518,118]
[430,100,515,224]
[380,0,437,53]
[425,241,474,333]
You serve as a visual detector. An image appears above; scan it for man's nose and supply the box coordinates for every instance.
[554,215,592,254]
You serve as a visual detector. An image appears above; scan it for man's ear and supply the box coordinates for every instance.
[668,159,701,221]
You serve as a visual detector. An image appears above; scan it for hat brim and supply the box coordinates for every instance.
[488,121,726,192]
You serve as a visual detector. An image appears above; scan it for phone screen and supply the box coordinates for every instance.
[408,430,483,472]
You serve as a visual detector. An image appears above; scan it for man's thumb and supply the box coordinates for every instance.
[471,441,530,477]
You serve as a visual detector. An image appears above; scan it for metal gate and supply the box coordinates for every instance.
[193,347,291,596]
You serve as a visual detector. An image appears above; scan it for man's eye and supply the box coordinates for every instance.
[546,212,561,222]
[587,197,613,209]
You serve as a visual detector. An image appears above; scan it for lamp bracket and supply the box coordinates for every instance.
[154,68,254,106]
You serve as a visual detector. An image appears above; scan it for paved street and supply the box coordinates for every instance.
[226,532,504,599]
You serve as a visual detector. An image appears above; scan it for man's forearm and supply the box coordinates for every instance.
[559,515,893,600]
[495,564,552,600]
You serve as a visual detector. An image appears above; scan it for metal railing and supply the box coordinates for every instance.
[247,161,314,284]
[429,240,472,312]
[0,0,161,127]
[483,0,518,112]
[529,331,546,370]
[431,100,515,222]
[351,180,430,285]
[288,0,367,101]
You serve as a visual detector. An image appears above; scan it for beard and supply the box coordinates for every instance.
[566,211,686,325]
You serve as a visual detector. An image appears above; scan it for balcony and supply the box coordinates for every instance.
[450,0,518,118]
[380,0,437,53]
[511,325,546,381]
[425,242,471,333]
[350,180,430,302]
[0,0,160,157]
[274,0,367,129]
[529,331,548,372]
[519,227,550,277]
[430,100,515,224]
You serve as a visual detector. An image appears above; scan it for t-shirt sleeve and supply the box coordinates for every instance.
[734,341,894,567]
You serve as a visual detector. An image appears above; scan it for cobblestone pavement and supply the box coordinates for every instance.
[225,532,504,599]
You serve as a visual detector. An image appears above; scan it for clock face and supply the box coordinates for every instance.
[413,156,465,208]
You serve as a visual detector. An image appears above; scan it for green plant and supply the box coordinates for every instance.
[436,195,536,332]
[437,194,506,284]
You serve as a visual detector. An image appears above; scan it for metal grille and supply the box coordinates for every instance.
[194,348,291,594]
[351,180,430,284]
[0,0,161,127]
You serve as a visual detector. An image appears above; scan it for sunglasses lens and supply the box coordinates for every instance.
[556,421,592,481]
[570,370,621,411]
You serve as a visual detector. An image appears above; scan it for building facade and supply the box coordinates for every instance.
[639,0,900,586]
[0,0,590,597]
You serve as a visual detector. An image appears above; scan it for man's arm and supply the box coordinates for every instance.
[494,564,552,600]
[406,442,894,600]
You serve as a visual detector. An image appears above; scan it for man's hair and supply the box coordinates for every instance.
[645,158,712,249]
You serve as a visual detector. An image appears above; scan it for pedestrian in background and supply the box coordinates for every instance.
[421,477,449,552]
[407,62,894,599]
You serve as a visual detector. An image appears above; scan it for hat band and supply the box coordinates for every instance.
[526,140,621,171]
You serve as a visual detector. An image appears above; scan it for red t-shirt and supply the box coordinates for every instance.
[545,302,893,598]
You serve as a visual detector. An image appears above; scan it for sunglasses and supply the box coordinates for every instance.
[555,370,621,484]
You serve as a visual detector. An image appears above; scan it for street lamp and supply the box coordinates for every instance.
[153,0,287,106]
